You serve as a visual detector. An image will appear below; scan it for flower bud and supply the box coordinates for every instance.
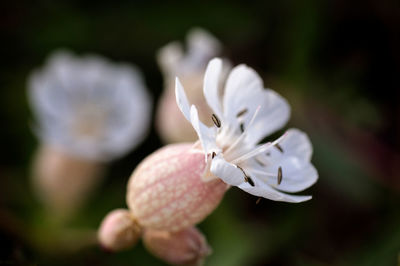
[143,227,211,266]
[32,144,104,218]
[127,143,228,232]
[156,74,213,143]
[98,209,141,252]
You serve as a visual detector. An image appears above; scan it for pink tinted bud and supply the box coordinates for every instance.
[143,227,211,266]
[156,74,213,143]
[32,144,104,218]
[127,143,228,232]
[98,209,141,252]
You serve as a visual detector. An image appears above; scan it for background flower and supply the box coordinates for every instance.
[156,28,230,143]
[29,50,151,162]
[28,50,152,218]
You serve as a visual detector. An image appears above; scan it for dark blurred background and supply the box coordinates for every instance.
[1,1,399,265]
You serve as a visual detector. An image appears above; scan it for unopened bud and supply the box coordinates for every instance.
[143,227,211,266]
[127,143,228,232]
[98,209,141,252]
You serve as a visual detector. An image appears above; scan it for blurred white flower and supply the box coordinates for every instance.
[156,28,229,143]
[28,50,152,218]
[157,27,222,78]
[176,58,318,203]
[28,50,151,162]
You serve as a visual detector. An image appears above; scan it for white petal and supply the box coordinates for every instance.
[221,65,290,143]
[238,182,312,203]
[187,28,221,61]
[28,52,79,120]
[45,50,76,87]
[157,42,184,76]
[203,58,223,117]
[223,64,263,122]
[28,70,62,119]
[190,105,218,157]
[175,77,191,121]
[101,65,152,160]
[258,156,318,193]
[244,89,290,145]
[210,155,245,186]
[277,128,313,161]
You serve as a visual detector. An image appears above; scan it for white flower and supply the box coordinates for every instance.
[156,28,230,144]
[157,28,222,78]
[28,50,151,162]
[175,58,318,203]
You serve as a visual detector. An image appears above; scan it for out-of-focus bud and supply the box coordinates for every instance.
[32,144,104,218]
[156,28,227,143]
[127,143,228,232]
[98,209,141,252]
[143,227,211,266]
[156,73,213,143]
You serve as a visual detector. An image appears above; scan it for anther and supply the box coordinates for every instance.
[239,123,245,133]
[211,152,216,159]
[256,198,261,204]
[211,114,221,128]
[237,165,255,186]
[236,108,248,117]
[246,176,255,186]
[237,165,246,175]
[277,166,283,185]
[255,158,265,167]
[275,143,284,153]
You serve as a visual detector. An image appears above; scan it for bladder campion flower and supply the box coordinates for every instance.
[29,50,151,162]
[175,58,318,202]
[126,58,317,231]
[100,58,317,265]
[28,50,151,216]
[156,28,230,143]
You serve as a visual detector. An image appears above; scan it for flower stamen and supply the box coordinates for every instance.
[231,133,287,165]
[250,168,279,177]
[277,166,283,185]
[211,114,221,128]
[223,106,261,156]
[237,165,255,186]
[255,158,265,167]
[275,144,284,153]
[246,177,255,186]
[236,108,248,118]
[239,123,245,133]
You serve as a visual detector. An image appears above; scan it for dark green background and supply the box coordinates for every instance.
[1,0,399,265]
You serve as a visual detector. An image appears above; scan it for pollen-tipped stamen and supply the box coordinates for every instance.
[224,106,261,155]
[250,168,281,178]
[275,143,284,153]
[236,108,248,118]
[211,114,221,128]
[231,132,287,165]
[277,166,283,185]
[237,165,255,186]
